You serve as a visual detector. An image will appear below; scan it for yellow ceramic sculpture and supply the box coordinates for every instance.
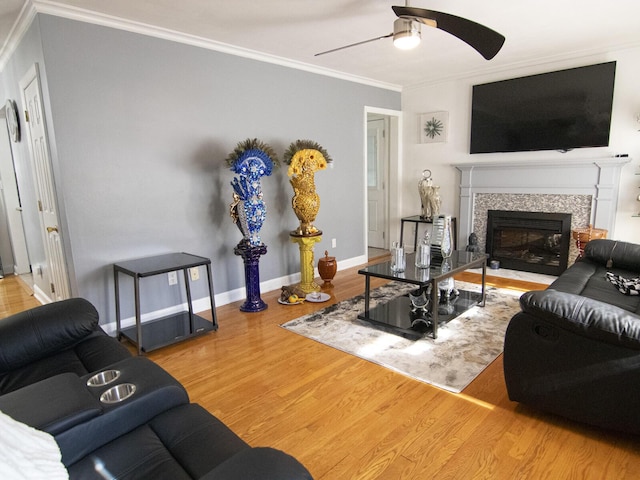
[284,140,332,236]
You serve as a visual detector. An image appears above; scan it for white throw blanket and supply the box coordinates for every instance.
[0,409,68,479]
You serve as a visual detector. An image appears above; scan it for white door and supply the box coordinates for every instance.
[20,64,70,301]
[367,116,389,249]
[0,112,30,274]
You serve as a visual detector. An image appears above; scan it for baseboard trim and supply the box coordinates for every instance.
[32,283,51,305]
[102,253,367,336]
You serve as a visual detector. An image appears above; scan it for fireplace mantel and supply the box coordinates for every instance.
[454,157,630,248]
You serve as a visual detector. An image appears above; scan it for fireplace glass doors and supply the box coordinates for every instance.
[485,210,571,276]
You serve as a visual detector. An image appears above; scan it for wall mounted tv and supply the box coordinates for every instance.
[470,61,616,154]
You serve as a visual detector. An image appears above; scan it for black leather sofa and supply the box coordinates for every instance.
[504,239,640,434]
[0,298,312,479]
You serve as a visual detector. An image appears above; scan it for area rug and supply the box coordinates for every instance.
[280,281,523,393]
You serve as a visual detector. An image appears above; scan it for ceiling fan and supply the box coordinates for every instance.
[315,2,505,60]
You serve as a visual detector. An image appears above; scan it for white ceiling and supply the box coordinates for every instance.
[2,0,640,88]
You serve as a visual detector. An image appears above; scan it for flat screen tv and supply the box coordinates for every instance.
[470,61,616,154]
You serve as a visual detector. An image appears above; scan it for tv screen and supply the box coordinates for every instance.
[470,61,616,154]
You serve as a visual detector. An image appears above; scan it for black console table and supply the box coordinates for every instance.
[114,252,218,354]
[400,215,458,251]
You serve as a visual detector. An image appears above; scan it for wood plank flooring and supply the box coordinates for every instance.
[1,265,640,478]
[0,274,38,318]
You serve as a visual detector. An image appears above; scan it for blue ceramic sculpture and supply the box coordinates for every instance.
[227,139,278,247]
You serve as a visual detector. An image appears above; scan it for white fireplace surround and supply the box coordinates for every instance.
[455,157,630,248]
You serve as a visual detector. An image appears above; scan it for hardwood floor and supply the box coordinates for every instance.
[1,266,640,478]
[0,274,39,317]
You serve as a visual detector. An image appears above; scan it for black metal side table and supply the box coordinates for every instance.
[114,252,218,355]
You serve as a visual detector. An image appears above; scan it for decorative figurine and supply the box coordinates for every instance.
[226,138,279,312]
[466,233,481,252]
[227,138,278,247]
[418,169,441,221]
[283,140,332,237]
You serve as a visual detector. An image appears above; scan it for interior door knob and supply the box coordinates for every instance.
[46,226,59,233]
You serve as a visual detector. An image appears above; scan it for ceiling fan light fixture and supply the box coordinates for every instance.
[393,18,421,50]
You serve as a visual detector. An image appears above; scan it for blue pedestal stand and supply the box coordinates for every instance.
[234,243,268,312]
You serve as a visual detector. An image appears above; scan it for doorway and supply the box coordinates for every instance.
[0,104,31,278]
[367,114,388,251]
[365,107,401,260]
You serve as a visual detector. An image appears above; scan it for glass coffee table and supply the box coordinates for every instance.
[358,251,488,340]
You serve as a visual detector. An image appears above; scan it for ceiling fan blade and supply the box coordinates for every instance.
[315,33,393,57]
[392,6,505,60]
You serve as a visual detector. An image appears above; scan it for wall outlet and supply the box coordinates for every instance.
[332,238,337,248]
[189,267,200,281]
[167,271,178,285]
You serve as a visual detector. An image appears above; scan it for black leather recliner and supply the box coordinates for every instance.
[504,239,640,434]
[66,403,311,480]
[0,297,132,395]
[0,298,312,479]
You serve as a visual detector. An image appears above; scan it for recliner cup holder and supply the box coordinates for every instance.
[86,369,121,387]
[100,383,136,404]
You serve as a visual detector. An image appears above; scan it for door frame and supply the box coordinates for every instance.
[364,106,402,257]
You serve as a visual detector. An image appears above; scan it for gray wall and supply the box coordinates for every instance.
[2,14,400,322]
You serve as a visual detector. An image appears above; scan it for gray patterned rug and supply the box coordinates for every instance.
[281,281,523,393]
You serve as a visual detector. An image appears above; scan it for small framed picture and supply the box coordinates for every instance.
[419,111,448,144]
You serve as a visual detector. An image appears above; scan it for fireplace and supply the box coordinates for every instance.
[486,210,572,276]
[455,158,628,267]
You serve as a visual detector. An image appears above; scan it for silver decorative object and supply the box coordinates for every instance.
[415,230,431,268]
[390,241,406,273]
[431,215,453,259]
[418,169,441,220]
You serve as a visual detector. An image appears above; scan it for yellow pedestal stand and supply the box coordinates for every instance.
[290,234,322,294]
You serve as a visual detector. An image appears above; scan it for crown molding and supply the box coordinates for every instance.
[1,0,402,92]
[0,1,37,71]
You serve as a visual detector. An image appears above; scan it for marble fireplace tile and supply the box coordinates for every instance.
[472,193,591,266]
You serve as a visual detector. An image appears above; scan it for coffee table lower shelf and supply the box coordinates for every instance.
[119,312,216,353]
[358,289,484,340]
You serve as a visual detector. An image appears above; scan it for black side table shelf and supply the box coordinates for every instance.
[400,215,458,251]
[114,252,218,355]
